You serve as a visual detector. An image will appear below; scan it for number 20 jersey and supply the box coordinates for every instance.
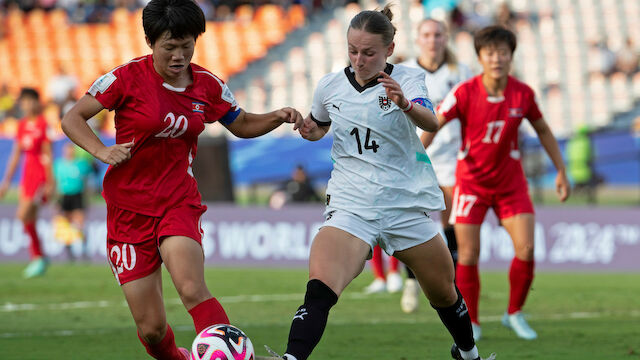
[89,55,240,216]
[438,75,543,190]
[311,64,445,220]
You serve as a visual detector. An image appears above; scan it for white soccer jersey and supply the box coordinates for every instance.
[311,64,445,220]
[402,59,473,186]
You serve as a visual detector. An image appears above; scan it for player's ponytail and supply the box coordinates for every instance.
[349,3,397,46]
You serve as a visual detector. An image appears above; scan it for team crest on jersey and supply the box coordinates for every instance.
[192,102,205,113]
[378,96,391,110]
[509,107,523,117]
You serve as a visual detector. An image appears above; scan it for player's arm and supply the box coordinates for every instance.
[420,113,448,148]
[0,141,21,198]
[224,108,303,138]
[530,117,570,201]
[41,140,55,198]
[377,71,438,132]
[62,95,133,166]
[299,115,330,141]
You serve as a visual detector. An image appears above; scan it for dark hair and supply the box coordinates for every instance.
[142,0,205,45]
[349,3,396,46]
[19,87,39,101]
[473,25,517,55]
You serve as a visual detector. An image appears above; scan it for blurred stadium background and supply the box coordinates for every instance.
[0,0,639,359]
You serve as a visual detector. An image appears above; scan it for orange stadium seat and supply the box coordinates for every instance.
[287,5,306,30]
[234,4,254,23]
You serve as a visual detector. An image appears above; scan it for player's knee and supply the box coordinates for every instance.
[175,280,209,307]
[304,279,338,310]
[426,280,457,307]
[138,322,167,344]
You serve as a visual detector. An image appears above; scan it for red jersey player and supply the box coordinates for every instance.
[0,88,54,279]
[423,25,569,341]
[62,1,303,359]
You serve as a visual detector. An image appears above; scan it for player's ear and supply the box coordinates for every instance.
[145,36,152,49]
[386,41,395,58]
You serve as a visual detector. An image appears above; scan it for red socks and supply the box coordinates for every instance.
[188,297,230,334]
[24,222,43,258]
[389,256,399,273]
[370,245,385,280]
[137,324,184,360]
[456,263,480,324]
[508,257,535,314]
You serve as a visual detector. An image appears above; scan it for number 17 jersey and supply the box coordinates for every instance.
[438,75,542,190]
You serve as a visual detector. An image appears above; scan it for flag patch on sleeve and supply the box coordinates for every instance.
[192,102,205,113]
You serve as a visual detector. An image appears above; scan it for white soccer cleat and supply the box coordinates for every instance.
[386,272,403,293]
[363,278,386,294]
[471,322,482,342]
[400,279,420,313]
[502,311,538,340]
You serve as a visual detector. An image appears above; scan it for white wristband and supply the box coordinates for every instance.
[401,100,413,112]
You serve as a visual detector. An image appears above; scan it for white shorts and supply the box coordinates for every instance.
[321,207,441,258]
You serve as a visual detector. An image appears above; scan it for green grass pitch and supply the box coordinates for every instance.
[1,264,639,359]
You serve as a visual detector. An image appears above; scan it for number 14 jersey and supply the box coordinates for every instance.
[311,64,445,220]
[438,75,542,190]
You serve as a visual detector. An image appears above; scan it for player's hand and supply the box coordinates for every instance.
[556,170,570,202]
[299,116,318,140]
[276,107,304,130]
[43,181,55,199]
[377,71,409,110]
[95,140,134,166]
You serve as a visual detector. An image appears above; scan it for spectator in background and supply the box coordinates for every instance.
[494,1,516,30]
[0,88,54,278]
[588,39,616,76]
[567,125,601,203]
[0,84,16,121]
[53,142,93,260]
[47,65,79,117]
[633,116,640,148]
[615,37,639,76]
[269,164,321,209]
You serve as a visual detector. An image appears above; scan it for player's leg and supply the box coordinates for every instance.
[283,226,371,360]
[17,197,48,278]
[499,213,537,340]
[121,268,187,359]
[159,205,229,334]
[160,235,229,333]
[395,237,480,356]
[364,245,387,293]
[440,185,458,267]
[386,255,402,293]
[455,223,482,340]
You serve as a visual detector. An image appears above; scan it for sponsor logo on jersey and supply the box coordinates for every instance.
[509,107,523,117]
[192,102,205,113]
[378,95,391,110]
[90,72,117,95]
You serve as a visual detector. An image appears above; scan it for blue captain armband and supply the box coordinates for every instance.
[411,97,435,115]
[219,107,242,125]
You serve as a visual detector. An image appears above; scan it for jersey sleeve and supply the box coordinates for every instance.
[208,76,241,125]
[404,71,434,114]
[525,88,543,122]
[87,70,125,110]
[310,75,331,126]
[438,85,462,123]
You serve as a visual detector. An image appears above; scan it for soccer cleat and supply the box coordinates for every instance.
[178,347,191,360]
[400,278,420,313]
[363,278,386,294]
[386,272,403,293]
[451,343,496,360]
[23,257,48,279]
[502,311,538,340]
[471,322,482,342]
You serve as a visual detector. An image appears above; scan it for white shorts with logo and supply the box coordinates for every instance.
[321,207,441,258]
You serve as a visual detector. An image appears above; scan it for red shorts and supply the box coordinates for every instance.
[106,203,207,285]
[450,180,534,225]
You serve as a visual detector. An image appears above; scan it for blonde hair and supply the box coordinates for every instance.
[417,18,458,70]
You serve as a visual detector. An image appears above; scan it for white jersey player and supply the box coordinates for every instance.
[398,18,474,315]
[266,6,495,360]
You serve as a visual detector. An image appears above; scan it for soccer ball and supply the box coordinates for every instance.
[191,324,255,360]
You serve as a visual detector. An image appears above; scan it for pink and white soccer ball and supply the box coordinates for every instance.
[191,324,255,360]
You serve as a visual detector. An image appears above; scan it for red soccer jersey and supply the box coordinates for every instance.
[437,75,543,189]
[16,115,49,186]
[89,55,240,216]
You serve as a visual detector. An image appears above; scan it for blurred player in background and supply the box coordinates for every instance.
[62,0,303,359]
[0,88,54,278]
[424,25,570,341]
[400,17,473,314]
[363,245,402,294]
[265,5,494,360]
[53,142,93,259]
